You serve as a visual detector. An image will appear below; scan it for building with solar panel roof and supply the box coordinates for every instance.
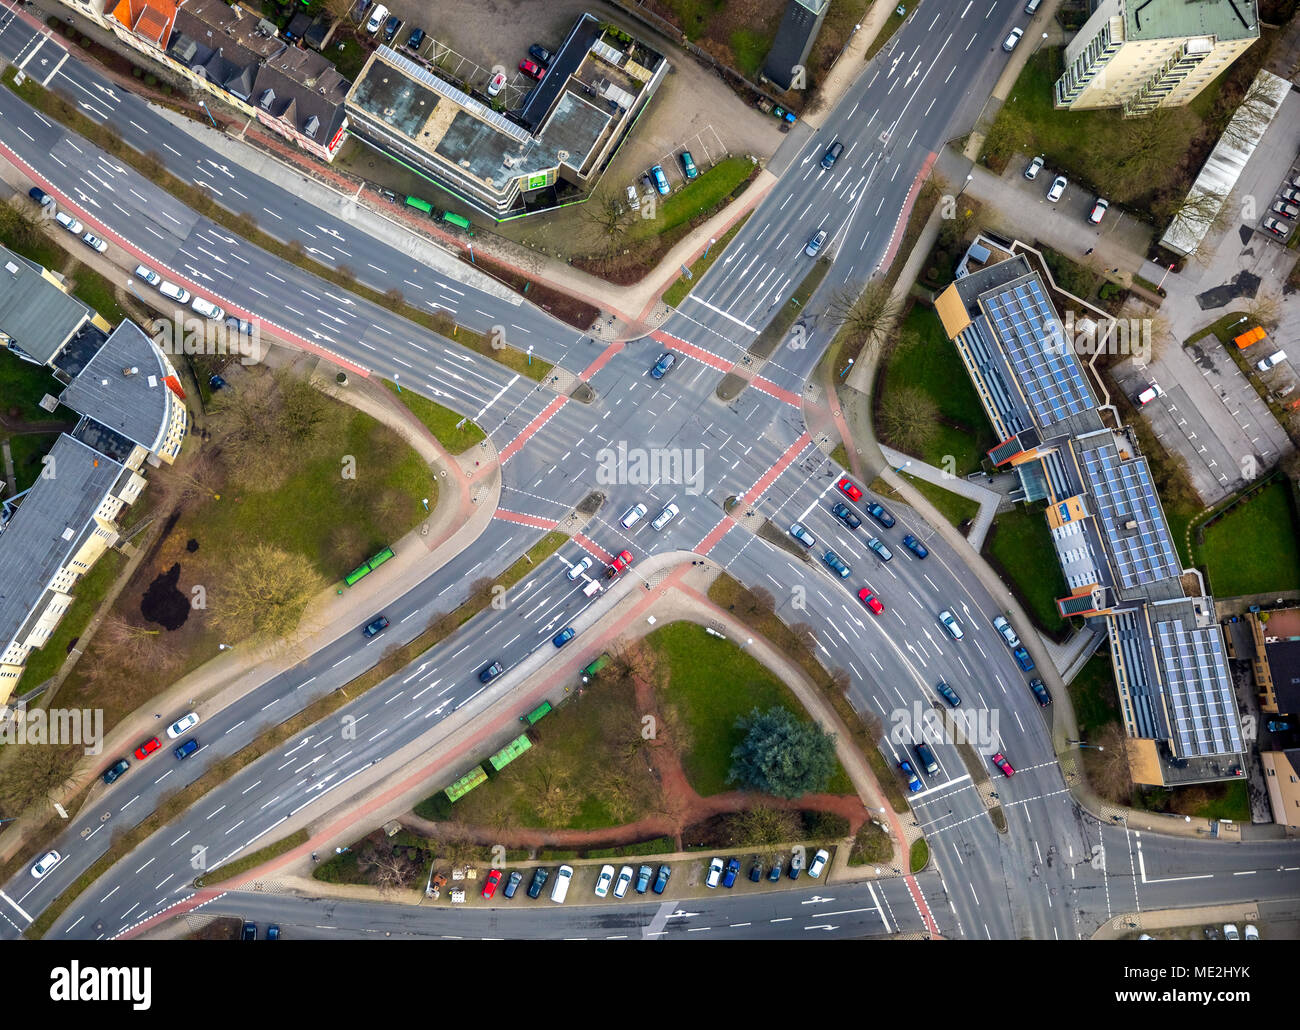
[935,248,1245,786]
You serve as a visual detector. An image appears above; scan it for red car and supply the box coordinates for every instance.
[837,477,863,502]
[605,549,634,578]
[518,59,544,80]
[992,752,1015,777]
[857,587,884,615]
[481,868,503,900]
[133,737,162,761]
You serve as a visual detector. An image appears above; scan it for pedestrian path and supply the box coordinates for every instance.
[877,444,1004,551]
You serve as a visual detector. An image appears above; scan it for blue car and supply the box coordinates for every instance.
[635,864,653,894]
[652,864,671,894]
[823,550,851,578]
[1012,646,1035,672]
[650,165,669,195]
[866,502,895,528]
[936,681,961,707]
[831,501,861,529]
[902,534,928,558]
[899,759,922,793]
[722,857,740,888]
[679,150,698,179]
[174,739,198,760]
[553,627,576,648]
[787,851,803,880]
[650,351,676,379]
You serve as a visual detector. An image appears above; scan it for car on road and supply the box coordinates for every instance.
[650,351,676,379]
[173,738,198,760]
[749,859,762,882]
[679,150,698,179]
[552,627,576,647]
[1012,645,1035,671]
[900,758,922,792]
[807,848,829,878]
[993,615,1020,649]
[503,870,523,898]
[865,501,895,528]
[166,711,200,739]
[914,741,939,775]
[1223,923,1239,940]
[820,140,844,169]
[134,264,161,286]
[936,681,961,707]
[1262,216,1290,239]
[481,869,502,900]
[81,232,107,253]
[768,857,783,881]
[616,501,642,528]
[651,503,679,530]
[805,229,828,257]
[527,866,549,898]
[31,850,61,879]
[362,615,389,638]
[1267,720,1290,732]
[160,281,191,304]
[102,758,129,784]
[1029,678,1051,706]
[1271,200,1299,220]
[613,864,634,898]
[405,26,424,49]
[789,522,816,548]
[823,550,851,578]
[722,856,740,888]
[867,537,893,562]
[528,43,553,66]
[635,864,653,894]
[650,165,670,195]
[858,587,884,615]
[29,186,53,207]
[606,550,634,576]
[938,609,964,640]
[992,751,1015,777]
[653,863,671,894]
[787,851,802,879]
[831,501,862,529]
[1088,197,1109,224]
[902,534,928,558]
[1023,155,1044,180]
[133,737,161,761]
[705,856,724,888]
[191,296,224,321]
[1002,26,1023,51]
[567,555,593,580]
[487,71,507,96]
[478,661,504,683]
[837,477,863,502]
[54,210,84,234]
[519,59,545,80]
[1047,175,1067,202]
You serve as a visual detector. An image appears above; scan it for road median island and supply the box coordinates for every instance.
[0,69,552,382]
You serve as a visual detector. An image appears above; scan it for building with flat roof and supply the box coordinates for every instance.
[0,248,107,367]
[936,251,1245,785]
[762,0,830,92]
[1054,0,1259,116]
[1261,748,1300,834]
[344,13,668,219]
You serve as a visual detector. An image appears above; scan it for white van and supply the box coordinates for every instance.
[582,579,603,598]
[54,210,83,234]
[160,281,191,304]
[1256,350,1287,372]
[365,4,388,33]
[550,863,573,903]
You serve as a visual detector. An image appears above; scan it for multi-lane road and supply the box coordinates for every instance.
[0,0,1294,941]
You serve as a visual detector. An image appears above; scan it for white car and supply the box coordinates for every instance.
[1002,26,1023,51]
[807,848,829,879]
[1223,923,1240,940]
[993,615,1020,649]
[1047,175,1067,202]
[486,71,506,97]
[1256,350,1287,372]
[650,503,679,531]
[1089,198,1109,224]
[612,865,634,899]
[166,711,200,739]
[54,210,83,234]
[135,264,162,287]
[81,232,107,253]
[31,850,61,879]
[620,503,647,529]
[1244,924,1259,940]
[1023,155,1044,180]
[594,864,615,899]
[938,609,964,640]
[705,856,724,888]
[160,281,191,304]
[364,3,388,33]
[566,555,593,581]
[191,296,225,320]
[625,185,640,211]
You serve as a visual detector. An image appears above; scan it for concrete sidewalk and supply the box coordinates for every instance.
[877,444,1005,551]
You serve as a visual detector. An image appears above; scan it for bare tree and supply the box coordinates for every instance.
[1090,724,1132,803]
[827,281,903,364]
[725,806,800,855]
[582,189,633,256]
[830,667,852,694]
[737,585,776,619]
[790,622,817,653]
[877,385,939,454]
[1243,290,1281,331]
[0,742,82,815]
[370,848,416,895]
[1219,77,1282,151]
[1105,107,1198,203]
[211,542,326,644]
[530,750,579,825]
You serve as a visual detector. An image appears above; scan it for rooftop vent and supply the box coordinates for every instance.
[121,367,139,377]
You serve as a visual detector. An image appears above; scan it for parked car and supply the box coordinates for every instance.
[1256,349,1288,372]
[938,609,964,640]
[1002,26,1023,51]
[1244,924,1259,940]
[166,712,200,739]
[503,870,523,898]
[1223,923,1240,940]
[481,868,503,900]
[902,534,928,558]
[865,502,895,528]
[936,681,961,707]
[28,186,53,207]
[552,627,576,648]
[31,850,61,879]
[1029,678,1052,707]
[992,751,1015,777]
[364,3,388,34]
[620,503,648,529]
[651,503,679,530]
[993,615,1020,648]
[1280,187,1300,204]
[159,281,191,304]
[1270,200,1299,220]
[486,71,507,96]
[650,165,670,195]
[789,522,816,548]
[613,865,634,899]
[1012,645,1035,671]
[867,537,893,562]
[134,264,162,286]
[722,856,740,888]
[1267,720,1291,732]
[823,550,851,578]
[173,738,198,760]
[241,923,257,940]
[518,59,545,80]
[625,184,640,211]
[191,296,224,321]
[787,850,803,879]
[858,587,884,616]
[900,758,922,793]
[362,615,389,638]
[1088,197,1109,224]
[382,14,400,41]
[652,864,671,894]
[820,140,844,169]
[768,857,783,881]
[594,864,615,898]
[1023,155,1044,180]
[102,758,129,784]
[133,737,161,761]
[807,848,829,878]
[635,864,653,894]
[54,210,83,234]
[679,151,698,179]
[1262,216,1291,239]
[650,351,676,379]
[81,232,107,253]
[405,26,424,48]
[478,660,504,683]
[567,555,593,580]
[749,859,763,882]
[266,925,280,940]
[705,856,724,888]
[805,229,828,257]
[527,866,549,898]
[831,501,861,529]
[837,477,864,502]
[1047,175,1067,202]
[528,43,553,66]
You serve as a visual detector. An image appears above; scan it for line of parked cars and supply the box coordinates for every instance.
[1260,170,1300,241]
[1021,160,1108,223]
[480,862,672,903]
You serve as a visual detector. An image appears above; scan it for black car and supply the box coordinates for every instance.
[1029,678,1052,707]
[527,866,549,898]
[242,922,257,940]
[28,186,52,207]
[831,501,861,529]
[652,863,671,894]
[479,661,504,683]
[406,26,425,48]
[102,758,129,785]
[866,502,895,528]
[820,140,844,169]
[383,14,400,40]
[749,859,763,882]
[650,352,676,379]
[503,870,523,898]
[935,681,961,707]
[528,43,553,66]
[362,615,389,638]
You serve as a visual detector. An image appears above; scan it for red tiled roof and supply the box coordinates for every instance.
[111,0,177,47]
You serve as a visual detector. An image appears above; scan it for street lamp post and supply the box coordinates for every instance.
[957,172,973,198]
[1067,739,1105,751]
[198,99,216,128]
[894,459,911,475]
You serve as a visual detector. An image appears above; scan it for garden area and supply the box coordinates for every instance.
[1196,476,1300,598]
[983,502,1070,637]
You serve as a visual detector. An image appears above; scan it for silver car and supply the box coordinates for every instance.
[938,610,964,640]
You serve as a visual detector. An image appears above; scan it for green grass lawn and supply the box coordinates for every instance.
[662,213,749,307]
[0,350,66,423]
[865,5,908,63]
[985,503,1069,636]
[729,28,770,79]
[626,157,754,246]
[1068,653,1120,737]
[1185,781,1250,822]
[876,305,995,474]
[650,621,853,797]
[69,262,126,324]
[382,380,485,453]
[901,473,980,528]
[1199,479,1300,596]
[7,432,61,493]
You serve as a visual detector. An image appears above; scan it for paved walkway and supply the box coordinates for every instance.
[877,444,1004,550]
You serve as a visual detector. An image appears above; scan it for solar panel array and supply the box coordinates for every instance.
[1081,444,1181,589]
[982,278,1095,428]
[1155,621,1242,757]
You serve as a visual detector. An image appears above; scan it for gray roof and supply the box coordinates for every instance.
[0,247,93,365]
[58,320,178,456]
[0,435,124,652]
[1153,604,1243,758]
[1124,0,1259,42]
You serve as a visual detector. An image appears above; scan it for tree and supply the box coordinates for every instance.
[320,0,355,20]
[1104,107,1198,203]
[0,742,82,815]
[530,750,580,824]
[582,189,633,256]
[1243,290,1281,331]
[725,806,800,853]
[371,848,416,895]
[211,542,326,644]
[827,280,903,364]
[737,585,775,618]
[1160,185,1234,263]
[877,385,939,454]
[1090,724,1132,803]
[1218,77,1281,151]
[92,614,183,679]
[728,706,837,799]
